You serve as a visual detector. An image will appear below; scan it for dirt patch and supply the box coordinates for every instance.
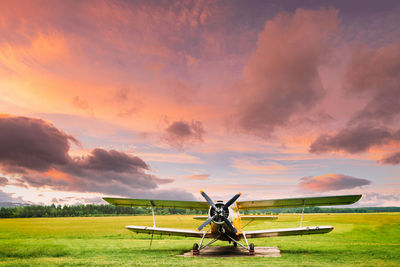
[181,246,281,257]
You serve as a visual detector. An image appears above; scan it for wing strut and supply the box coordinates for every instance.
[151,201,156,227]
[300,199,305,227]
[149,202,156,249]
[199,232,207,248]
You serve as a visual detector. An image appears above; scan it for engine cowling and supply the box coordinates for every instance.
[209,201,233,224]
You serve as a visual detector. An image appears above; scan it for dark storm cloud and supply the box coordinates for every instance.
[73,148,148,172]
[309,124,399,154]
[379,152,400,165]
[235,9,338,137]
[299,173,370,192]
[0,115,175,197]
[0,116,78,172]
[162,120,205,150]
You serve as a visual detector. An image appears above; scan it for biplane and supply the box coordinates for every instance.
[103,191,361,255]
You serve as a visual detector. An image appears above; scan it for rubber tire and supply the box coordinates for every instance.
[249,243,255,256]
[234,242,237,247]
[193,243,199,250]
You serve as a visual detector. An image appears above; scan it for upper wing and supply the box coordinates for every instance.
[126,225,215,238]
[243,226,333,239]
[236,194,361,210]
[103,197,209,210]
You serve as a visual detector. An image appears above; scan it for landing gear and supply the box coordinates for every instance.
[233,242,237,248]
[249,243,255,256]
[193,243,199,256]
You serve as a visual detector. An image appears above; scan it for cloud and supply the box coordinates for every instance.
[0,177,8,186]
[379,152,400,165]
[0,190,24,203]
[51,196,105,205]
[72,148,149,172]
[235,8,338,137]
[72,96,94,115]
[113,88,129,103]
[162,120,205,150]
[299,173,370,192]
[0,190,15,202]
[0,115,174,197]
[311,43,400,157]
[310,124,400,154]
[360,192,400,207]
[0,115,78,172]
[343,43,400,124]
[186,174,210,180]
[232,158,288,174]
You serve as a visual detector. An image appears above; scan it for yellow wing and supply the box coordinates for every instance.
[236,194,362,210]
[103,197,209,210]
[126,226,216,238]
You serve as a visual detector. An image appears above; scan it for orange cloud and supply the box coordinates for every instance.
[45,168,73,183]
[186,174,210,180]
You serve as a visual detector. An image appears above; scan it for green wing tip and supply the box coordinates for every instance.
[351,194,362,203]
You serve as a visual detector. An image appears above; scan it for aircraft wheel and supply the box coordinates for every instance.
[233,242,237,247]
[249,243,255,256]
[193,243,199,256]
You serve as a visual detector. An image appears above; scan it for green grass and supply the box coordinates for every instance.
[0,213,399,266]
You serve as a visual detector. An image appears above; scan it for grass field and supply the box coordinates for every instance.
[1,213,399,266]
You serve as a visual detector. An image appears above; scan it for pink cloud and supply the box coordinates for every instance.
[161,120,205,151]
[344,43,400,124]
[235,8,338,137]
[299,173,370,192]
[310,124,400,154]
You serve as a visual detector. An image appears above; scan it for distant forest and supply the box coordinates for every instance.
[1,204,400,218]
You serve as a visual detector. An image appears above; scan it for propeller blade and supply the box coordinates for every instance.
[198,215,216,231]
[223,217,237,234]
[224,192,242,208]
[200,191,217,210]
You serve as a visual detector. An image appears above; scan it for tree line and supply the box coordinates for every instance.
[0,204,399,218]
[0,204,207,218]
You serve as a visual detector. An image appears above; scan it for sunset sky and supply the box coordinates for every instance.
[1,0,399,207]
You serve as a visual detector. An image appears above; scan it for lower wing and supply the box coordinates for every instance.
[243,226,333,238]
[126,226,215,238]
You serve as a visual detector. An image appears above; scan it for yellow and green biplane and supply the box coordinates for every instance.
[104,192,361,255]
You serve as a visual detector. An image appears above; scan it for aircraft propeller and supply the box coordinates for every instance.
[197,191,241,234]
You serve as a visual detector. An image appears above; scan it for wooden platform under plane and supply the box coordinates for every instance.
[182,246,281,257]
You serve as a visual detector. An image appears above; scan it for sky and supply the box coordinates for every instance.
[1,0,400,207]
